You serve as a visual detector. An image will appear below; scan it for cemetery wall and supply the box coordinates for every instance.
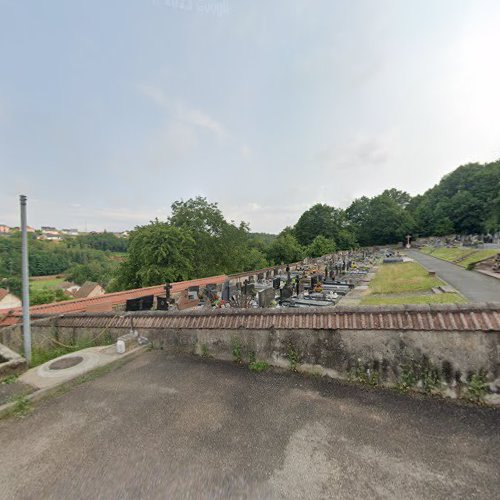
[1,305,499,401]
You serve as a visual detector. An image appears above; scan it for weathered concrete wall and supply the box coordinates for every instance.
[0,318,122,354]
[1,308,499,402]
[147,327,500,392]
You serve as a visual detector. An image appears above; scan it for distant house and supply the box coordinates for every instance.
[0,288,22,309]
[39,226,62,241]
[59,281,81,296]
[72,281,105,299]
[0,224,10,234]
[61,228,79,237]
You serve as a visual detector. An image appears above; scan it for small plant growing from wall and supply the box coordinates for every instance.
[249,361,269,373]
[200,344,210,357]
[287,342,300,372]
[232,339,242,364]
[466,371,487,402]
[396,362,418,393]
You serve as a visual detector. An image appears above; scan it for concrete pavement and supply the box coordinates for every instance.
[1,351,499,499]
[407,250,500,302]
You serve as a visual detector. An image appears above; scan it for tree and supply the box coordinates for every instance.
[66,260,117,288]
[357,194,415,246]
[293,203,356,249]
[114,220,195,289]
[267,234,304,264]
[306,235,336,258]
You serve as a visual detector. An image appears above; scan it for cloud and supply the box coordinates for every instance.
[137,83,228,140]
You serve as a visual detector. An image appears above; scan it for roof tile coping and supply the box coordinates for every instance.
[28,302,500,320]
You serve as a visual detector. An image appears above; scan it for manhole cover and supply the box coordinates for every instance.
[49,356,84,370]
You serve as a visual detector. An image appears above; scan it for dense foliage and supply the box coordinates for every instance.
[1,159,498,297]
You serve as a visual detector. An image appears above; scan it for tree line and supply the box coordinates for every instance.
[1,159,498,296]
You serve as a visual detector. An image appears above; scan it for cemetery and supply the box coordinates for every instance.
[121,249,379,313]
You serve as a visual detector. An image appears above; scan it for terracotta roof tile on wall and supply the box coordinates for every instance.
[0,275,227,326]
[28,303,500,332]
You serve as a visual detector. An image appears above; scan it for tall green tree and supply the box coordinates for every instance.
[305,235,336,258]
[267,234,304,264]
[293,203,355,249]
[114,220,195,289]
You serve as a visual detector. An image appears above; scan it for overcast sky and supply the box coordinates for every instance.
[1,0,499,233]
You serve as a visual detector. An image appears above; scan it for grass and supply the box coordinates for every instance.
[249,361,269,373]
[361,293,466,305]
[29,277,65,291]
[362,261,466,305]
[30,333,114,367]
[420,247,497,268]
[9,394,32,417]
[367,262,442,295]
[459,249,499,268]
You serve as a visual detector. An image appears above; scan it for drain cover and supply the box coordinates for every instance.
[49,356,84,370]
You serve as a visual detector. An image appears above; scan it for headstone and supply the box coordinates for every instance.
[258,287,276,308]
[266,270,272,279]
[222,281,231,301]
[177,289,199,310]
[257,272,264,281]
[156,296,170,310]
[126,295,154,311]
[243,280,255,296]
[273,277,281,289]
[274,267,279,276]
[165,282,172,300]
[280,284,293,300]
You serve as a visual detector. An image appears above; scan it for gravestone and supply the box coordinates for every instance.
[177,289,199,310]
[257,272,264,281]
[280,284,293,300]
[156,296,170,310]
[243,281,255,296]
[266,270,272,279]
[273,277,281,289]
[126,295,154,311]
[258,287,276,308]
[222,281,231,301]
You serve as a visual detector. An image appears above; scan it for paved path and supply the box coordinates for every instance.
[1,351,499,499]
[407,250,500,303]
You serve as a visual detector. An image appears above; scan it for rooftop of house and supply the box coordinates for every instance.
[72,281,101,299]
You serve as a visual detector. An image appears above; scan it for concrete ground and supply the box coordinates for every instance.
[0,351,499,500]
[407,250,500,302]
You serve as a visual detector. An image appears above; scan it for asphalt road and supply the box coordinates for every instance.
[1,352,499,499]
[407,250,500,302]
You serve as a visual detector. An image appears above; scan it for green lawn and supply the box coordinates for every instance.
[360,261,466,305]
[29,277,65,291]
[420,247,497,268]
[459,249,499,268]
[367,262,442,294]
[361,293,466,306]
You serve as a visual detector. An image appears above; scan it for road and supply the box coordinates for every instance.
[1,352,499,499]
[407,250,500,302]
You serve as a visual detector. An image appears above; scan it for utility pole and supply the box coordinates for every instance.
[20,195,31,363]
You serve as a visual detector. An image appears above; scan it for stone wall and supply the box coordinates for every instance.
[1,308,499,402]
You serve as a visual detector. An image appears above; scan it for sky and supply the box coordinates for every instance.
[1,0,499,233]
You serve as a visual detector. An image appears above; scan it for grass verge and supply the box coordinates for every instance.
[361,292,466,305]
[367,262,442,294]
[420,247,497,268]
